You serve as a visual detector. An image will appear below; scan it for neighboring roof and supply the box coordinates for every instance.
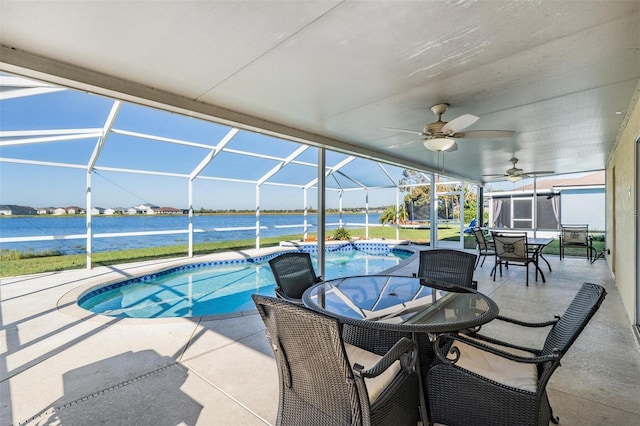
[515,171,605,192]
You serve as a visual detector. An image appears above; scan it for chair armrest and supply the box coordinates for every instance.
[353,337,416,378]
[496,314,560,328]
[463,332,542,356]
[433,333,559,365]
[274,288,304,305]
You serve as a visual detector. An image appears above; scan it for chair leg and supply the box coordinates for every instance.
[525,263,529,286]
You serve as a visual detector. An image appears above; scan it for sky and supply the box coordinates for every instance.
[0,74,575,211]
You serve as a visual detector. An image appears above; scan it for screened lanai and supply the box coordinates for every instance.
[1,74,477,270]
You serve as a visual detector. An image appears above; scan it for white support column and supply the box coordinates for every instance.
[85,100,121,269]
[365,189,369,239]
[339,190,343,228]
[188,179,194,257]
[430,174,437,248]
[478,186,484,226]
[459,184,465,247]
[303,189,308,241]
[86,171,92,269]
[256,185,261,249]
[533,176,538,238]
[317,149,326,279]
[395,188,400,240]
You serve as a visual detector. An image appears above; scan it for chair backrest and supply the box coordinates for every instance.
[268,252,319,300]
[491,232,528,260]
[472,227,490,251]
[251,294,363,424]
[561,224,589,245]
[417,249,477,288]
[542,282,606,357]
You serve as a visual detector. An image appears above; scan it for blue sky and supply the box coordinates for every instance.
[0,78,407,210]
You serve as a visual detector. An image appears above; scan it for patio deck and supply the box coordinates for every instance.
[1,246,639,425]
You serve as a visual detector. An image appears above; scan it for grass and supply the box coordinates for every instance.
[0,226,605,277]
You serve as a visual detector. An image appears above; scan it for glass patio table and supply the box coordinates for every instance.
[302,275,499,333]
[302,275,500,421]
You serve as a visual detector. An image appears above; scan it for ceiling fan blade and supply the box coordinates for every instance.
[388,138,423,149]
[441,114,479,134]
[382,127,424,136]
[525,170,555,175]
[452,130,516,139]
[482,173,508,177]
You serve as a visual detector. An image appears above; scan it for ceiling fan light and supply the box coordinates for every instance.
[506,175,523,182]
[423,137,455,151]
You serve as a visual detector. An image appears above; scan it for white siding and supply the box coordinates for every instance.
[560,188,605,231]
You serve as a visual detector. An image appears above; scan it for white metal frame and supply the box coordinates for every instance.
[0,76,469,268]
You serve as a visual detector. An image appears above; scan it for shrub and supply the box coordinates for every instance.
[333,227,351,240]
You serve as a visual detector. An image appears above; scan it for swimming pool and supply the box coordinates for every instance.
[78,243,414,318]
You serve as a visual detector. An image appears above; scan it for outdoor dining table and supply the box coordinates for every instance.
[302,275,500,422]
[528,237,554,272]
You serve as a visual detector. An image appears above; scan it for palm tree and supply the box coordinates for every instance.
[379,204,408,224]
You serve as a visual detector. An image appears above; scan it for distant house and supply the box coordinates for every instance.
[65,206,85,215]
[53,207,67,215]
[91,207,105,215]
[486,171,605,232]
[135,203,160,214]
[103,208,116,215]
[155,207,183,214]
[0,204,37,215]
[37,207,55,214]
[125,207,138,215]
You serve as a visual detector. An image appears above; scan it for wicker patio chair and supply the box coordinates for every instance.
[415,249,478,290]
[491,232,542,286]
[252,294,420,426]
[427,282,606,426]
[472,227,495,269]
[268,252,321,303]
[559,224,593,261]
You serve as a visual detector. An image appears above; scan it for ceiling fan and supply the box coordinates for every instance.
[483,157,555,182]
[385,103,515,152]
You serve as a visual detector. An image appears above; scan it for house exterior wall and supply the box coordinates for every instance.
[560,188,605,231]
[606,89,640,325]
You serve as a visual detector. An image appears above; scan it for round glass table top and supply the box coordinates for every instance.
[302,275,499,332]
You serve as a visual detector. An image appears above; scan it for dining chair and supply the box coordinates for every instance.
[471,227,495,269]
[559,224,593,261]
[415,249,478,289]
[252,294,420,426]
[427,282,606,426]
[268,252,321,304]
[491,232,542,286]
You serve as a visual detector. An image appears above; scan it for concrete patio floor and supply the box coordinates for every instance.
[1,245,639,426]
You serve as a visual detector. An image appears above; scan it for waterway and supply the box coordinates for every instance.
[0,213,382,254]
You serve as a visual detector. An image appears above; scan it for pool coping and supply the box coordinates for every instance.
[57,240,419,323]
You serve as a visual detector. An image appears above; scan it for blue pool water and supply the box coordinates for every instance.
[78,244,413,318]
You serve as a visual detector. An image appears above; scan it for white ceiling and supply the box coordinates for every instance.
[1,1,639,183]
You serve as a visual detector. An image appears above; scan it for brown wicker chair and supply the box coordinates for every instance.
[415,249,478,290]
[472,227,495,269]
[427,282,606,426]
[252,294,420,426]
[268,252,321,303]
